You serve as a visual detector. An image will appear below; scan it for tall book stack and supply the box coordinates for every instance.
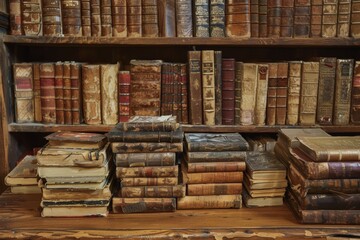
[108,115,185,213]
[274,128,360,224]
[36,132,113,217]
[178,133,249,209]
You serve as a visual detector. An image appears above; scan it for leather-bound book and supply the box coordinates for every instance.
[101,64,119,125]
[286,61,302,125]
[239,63,257,125]
[115,152,176,167]
[179,63,189,124]
[293,0,311,37]
[82,64,101,125]
[120,177,178,186]
[9,0,22,35]
[158,0,176,37]
[310,0,322,37]
[118,70,130,122]
[234,61,243,124]
[54,62,64,124]
[61,0,82,36]
[337,0,351,37]
[254,64,268,125]
[222,58,235,125]
[13,63,34,123]
[100,0,112,36]
[202,50,216,125]
[127,0,142,37]
[21,0,42,36]
[188,51,203,125]
[246,151,286,180]
[177,195,242,209]
[316,57,336,125]
[70,62,82,124]
[142,0,158,37]
[117,165,178,178]
[63,62,72,124]
[187,183,242,195]
[81,0,91,36]
[160,63,172,116]
[182,169,244,184]
[258,0,267,37]
[250,0,259,37]
[266,63,277,126]
[280,0,294,37]
[299,62,319,126]
[351,61,360,123]
[267,0,281,37]
[351,0,360,38]
[40,63,56,124]
[210,0,226,37]
[130,60,162,116]
[175,0,193,37]
[33,63,42,122]
[115,115,179,131]
[186,151,247,163]
[333,59,354,125]
[91,0,101,36]
[214,51,222,125]
[225,0,251,37]
[112,141,183,153]
[42,0,62,36]
[120,185,185,197]
[277,128,330,148]
[186,161,246,173]
[322,0,338,38]
[112,0,127,37]
[112,198,176,213]
[193,0,210,37]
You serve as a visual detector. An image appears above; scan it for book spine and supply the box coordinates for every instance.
[62,63,72,124]
[254,64,269,125]
[193,0,210,37]
[112,142,183,153]
[116,119,179,131]
[351,61,360,123]
[250,0,259,37]
[310,0,323,37]
[33,63,42,122]
[293,0,311,37]
[115,152,176,167]
[266,63,277,126]
[186,161,246,173]
[240,63,258,125]
[275,62,288,125]
[112,0,127,37]
[158,0,176,37]
[225,0,251,37]
[175,0,193,37]
[120,185,186,197]
[160,63,171,116]
[268,0,281,37]
[82,64,102,124]
[108,128,184,143]
[141,0,158,37]
[173,64,182,123]
[187,183,243,195]
[120,177,178,186]
[179,63,189,124]
[81,0,92,36]
[280,0,294,37]
[186,151,247,163]
[9,0,22,35]
[40,63,56,124]
[351,0,360,37]
[210,0,226,37]
[61,0,82,36]
[91,0,101,36]
[214,51,222,125]
[258,0,267,37]
[222,58,235,125]
[116,165,179,178]
[127,0,142,37]
[177,195,242,209]
[21,0,42,36]
[100,64,118,124]
[202,50,216,125]
[182,171,244,184]
[234,61,243,124]
[118,70,130,122]
[42,0,62,36]
[337,0,351,37]
[286,61,302,125]
[322,0,338,37]
[112,197,176,213]
[188,51,203,125]
[333,59,354,125]
[70,62,82,124]
[100,0,112,36]
[54,62,64,124]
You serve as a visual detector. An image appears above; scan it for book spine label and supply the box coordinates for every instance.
[286,61,302,125]
[142,0,159,37]
[187,183,243,195]
[101,64,119,125]
[202,50,216,125]
[351,61,360,123]
[120,185,186,197]
[222,58,235,125]
[120,177,178,186]
[112,197,176,213]
[188,51,203,125]
[177,195,242,209]
[118,71,131,122]
[115,152,176,167]
[176,0,193,37]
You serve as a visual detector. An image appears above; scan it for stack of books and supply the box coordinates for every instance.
[243,151,287,207]
[37,132,113,217]
[274,128,360,224]
[178,133,249,209]
[108,115,185,213]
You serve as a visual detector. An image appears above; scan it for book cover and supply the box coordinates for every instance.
[286,61,302,125]
[277,128,330,148]
[120,185,185,198]
[188,51,203,125]
[177,195,242,209]
[112,0,127,37]
[115,115,179,132]
[175,0,193,37]
[45,131,107,148]
[187,183,243,196]
[142,0,158,37]
[112,197,176,213]
[115,152,176,167]
[202,50,216,125]
[158,0,176,37]
[222,58,235,125]
[5,155,38,186]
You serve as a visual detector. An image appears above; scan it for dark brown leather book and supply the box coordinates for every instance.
[351,0,360,38]
[310,0,322,37]
[316,58,336,125]
[175,0,193,37]
[54,62,64,124]
[81,0,91,36]
[142,0,158,37]
[186,161,246,173]
[130,60,162,116]
[115,152,176,167]
[210,0,226,37]
[280,0,294,37]
[246,151,286,180]
[172,63,183,123]
[182,166,244,184]
[111,142,183,153]
[21,0,42,36]
[118,70,130,122]
[254,64,268,125]
[222,58,235,125]
[337,0,351,37]
[202,50,216,125]
[225,0,251,37]
[158,0,176,37]
[91,0,101,36]
[100,0,112,36]
[234,61,243,124]
[112,0,127,37]
[45,131,107,149]
[101,64,119,125]
[266,63,277,126]
[286,61,302,125]
[61,0,82,36]
[116,165,178,178]
[188,51,203,125]
[177,195,242,209]
[193,0,210,37]
[115,115,179,132]
[351,61,360,123]
[40,63,56,124]
[214,51,222,125]
[127,0,142,37]
[185,133,249,152]
[70,62,82,124]
[120,177,178,186]
[9,0,22,35]
[239,63,257,125]
[333,59,354,125]
[267,0,281,37]
[82,64,101,125]
[258,0,267,37]
[322,0,338,38]
[112,197,176,213]
[179,63,189,124]
[250,0,259,37]
[293,0,311,37]
[120,185,185,198]
[187,183,243,195]
[62,62,72,124]
[277,128,330,148]
[33,63,42,122]
[42,0,62,36]
[186,151,247,163]
[13,63,34,123]
[161,63,174,116]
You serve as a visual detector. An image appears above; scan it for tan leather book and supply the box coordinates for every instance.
[239,63,257,125]
[127,0,142,37]
[82,64,101,125]
[266,63,277,126]
[351,0,360,38]
[259,0,268,37]
[120,185,185,198]
[40,63,56,124]
[112,0,127,37]
[101,64,119,125]
[193,0,210,37]
[187,183,243,196]
[112,197,176,213]
[276,62,288,125]
[188,51,203,125]
[267,0,281,37]
[70,62,82,124]
[142,0,158,37]
[100,0,112,36]
[299,62,319,126]
[120,177,178,186]
[158,0,176,37]
[293,0,311,37]
[177,195,242,209]
[337,0,351,37]
[116,165,178,178]
[333,59,354,125]
[176,0,193,37]
[202,50,216,125]
[63,62,72,124]
[33,63,42,122]
[182,170,244,184]
[111,141,183,153]
[54,62,64,124]
[310,0,322,37]
[186,161,246,173]
[225,0,251,37]
[286,61,302,125]
[61,0,82,36]
[254,64,268,125]
[115,152,176,167]
[91,0,102,36]
[210,0,226,37]
[41,206,109,217]
[351,61,360,123]
[42,0,62,36]
[250,0,259,37]
[234,61,243,124]
[322,0,338,38]
[21,0,42,36]
[81,0,91,36]
[280,0,294,37]
[9,0,22,35]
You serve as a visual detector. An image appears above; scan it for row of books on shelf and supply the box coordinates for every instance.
[9,0,360,38]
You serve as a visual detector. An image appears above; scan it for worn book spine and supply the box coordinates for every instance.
[225,0,251,37]
[193,0,210,37]
[187,183,243,195]
[9,0,22,35]
[337,0,351,37]
[115,116,179,131]
[222,58,235,125]
[316,58,336,125]
[240,63,258,125]
[158,0,176,37]
[210,0,226,37]
[101,64,118,125]
[42,187,112,200]
[333,59,354,125]
[118,70,130,122]
[299,62,319,125]
[100,0,112,36]
[130,60,162,116]
[280,0,294,37]
[172,63,182,122]
[62,62,72,124]
[322,0,338,37]
[40,63,56,124]
[82,64,101,124]
[13,63,34,123]
[250,0,259,37]
[70,62,82,124]
[160,63,172,116]
[108,128,183,143]
[182,170,244,184]
[310,0,322,37]
[214,51,222,125]
[54,62,64,124]
[234,61,243,124]
[186,151,247,163]
[175,0,193,37]
[112,0,127,37]
[177,195,242,209]
[142,0,158,37]
[120,177,178,186]
[120,185,185,198]
[91,0,101,36]
[21,0,42,36]
[112,142,183,153]
[115,152,176,167]
[61,0,82,36]
[112,197,176,213]
[202,50,216,125]
[286,61,302,125]
[351,0,360,37]
[188,51,203,125]
[255,64,268,125]
[81,0,91,36]
[258,0,267,37]
[33,63,42,122]
[186,161,246,173]
[116,165,178,178]
[293,0,311,37]
[351,61,360,123]
[180,63,189,124]
[267,0,281,37]
[127,0,142,37]
[42,0,62,36]
[266,63,277,126]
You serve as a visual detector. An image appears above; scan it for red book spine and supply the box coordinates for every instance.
[118,71,131,122]
[54,62,64,124]
[63,63,72,124]
[40,63,56,124]
[222,58,235,125]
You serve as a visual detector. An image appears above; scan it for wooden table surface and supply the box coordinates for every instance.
[0,191,359,239]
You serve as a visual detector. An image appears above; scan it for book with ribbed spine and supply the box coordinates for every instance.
[40,63,56,124]
[351,0,360,37]
[100,0,112,36]
[222,58,235,125]
[185,161,246,173]
[177,195,242,209]
[54,62,64,124]
[158,0,176,37]
[112,0,127,37]
[202,50,216,125]
[214,51,222,125]
[112,142,183,153]
[175,0,193,37]
[116,165,178,178]
[115,115,179,132]
[254,64,268,125]
[142,0,158,37]
[33,63,42,122]
[351,61,360,123]
[293,0,311,37]
[21,0,42,36]
[266,63,277,126]
[91,0,101,36]
[112,198,176,213]
[286,61,302,125]
[193,0,210,37]
[101,64,118,125]
[240,63,257,125]
[42,0,62,36]
[81,0,91,36]
[280,0,294,37]
[275,63,288,125]
[187,183,243,196]
[118,70,131,122]
[267,0,281,37]
[120,185,185,198]
[225,0,251,37]
[62,62,72,124]
[259,0,267,37]
[127,0,142,37]
[186,151,247,163]
[210,0,225,37]
[70,62,82,124]
[310,0,322,37]
[61,0,82,36]
[9,0,22,35]
[250,0,259,37]
[322,0,338,38]
[337,0,351,37]
[82,64,101,125]
[115,152,176,167]
[188,51,203,125]
[120,177,178,187]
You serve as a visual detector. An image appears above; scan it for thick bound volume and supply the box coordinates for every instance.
[33,63,42,122]
[186,161,246,173]
[142,0,159,37]
[130,60,162,116]
[61,0,82,36]
[240,63,257,125]
[21,0,42,36]
[100,0,112,36]
[214,51,222,125]
[267,0,281,37]
[127,0,142,37]
[277,128,330,148]
[115,152,176,167]
[63,63,72,124]
[286,61,302,125]
[351,61,360,123]
[121,185,185,197]
[250,0,259,37]
[202,50,216,125]
[82,64,101,125]
[186,151,247,163]
[118,71,130,122]
[193,0,210,37]
[177,195,242,209]
[187,183,242,195]
[266,63,277,126]
[5,155,38,186]
[337,0,351,37]
[9,0,22,35]
[310,0,322,37]
[112,198,176,213]
[112,142,183,153]
[101,64,119,125]
[333,59,354,125]
[81,0,91,36]
[180,64,189,124]
[176,0,193,37]
[188,51,203,125]
[259,0,267,37]
[117,165,178,178]
[91,0,101,36]
[322,0,338,37]
[234,62,243,124]
[13,63,34,123]
[120,177,178,186]
[222,58,235,125]
[158,0,176,37]
[182,169,244,184]
[115,115,179,132]
[280,0,294,37]
[225,0,251,37]
[112,0,127,37]
[54,62,64,124]
[276,62,288,125]
[70,63,82,124]
[40,63,56,124]
[246,151,286,180]
[45,131,107,149]
[254,64,268,126]
[351,0,360,37]
[293,0,311,37]
[161,63,176,116]
[42,0,62,36]
[210,0,226,37]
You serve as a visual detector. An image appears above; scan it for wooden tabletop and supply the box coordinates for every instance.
[0,191,359,239]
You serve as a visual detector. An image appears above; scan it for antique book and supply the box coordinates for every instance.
[242,189,283,207]
[42,0,62,36]
[188,51,203,125]
[246,135,276,152]
[267,0,281,37]
[250,0,259,37]
[21,0,42,36]
[130,60,162,116]
[91,0,101,36]
[184,133,249,152]
[266,63,277,126]
[193,0,210,37]
[42,185,112,200]
[280,0,294,37]
[258,0,267,37]
[39,176,109,188]
[161,63,179,117]
[41,199,110,207]
[351,61,360,123]
[234,61,243,124]
[115,115,179,132]
[239,63,258,125]
[158,0,176,37]
[40,63,56,124]
[244,184,286,198]
[100,0,112,36]
[33,63,42,122]
[13,63,34,123]
[5,155,38,186]
[70,62,82,124]
[175,0,193,37]
[116,165,179,178]
[127,0,142,37]
[277,128,330,148]
[202,50,216,125]
[187,183,243,196]
[61,0,82,36]
[118,71,131,122]
[222,58,235,125]
[112,0,127,37]
[111,142,183,153]
[246,151,286,180]
[225,0,251,37]
[293,0,311,37]
[54,62,64,124]
[120,177,178,186]
[182,166,244,184]
[81,0,91,36]
[210,0,226,37]
[214,51,222,125]
[254,64,268,125]
[120,185,185,198]
[9,0,22,35]
[286,61,302,125]
[101,64,119,125]
[82,64,101,125]
[45,131,107,149]
[310,0,322,37]
[186,151,247,163]
[179,63,189,124]
[351,0,360,37]
[185,161,246,173]
[62,62,72,124]
[177,195,242,209]
[11,185,41,194]
[142,0,158,37]
[337,0,351,37]
[299,62,319,125]
[112,197,176,213]
[333,59,354,125]
[243,173,288,189]
[115,152,176,167]
[275,62,288,125]
[41,206,108,217]
[322,0,338,38]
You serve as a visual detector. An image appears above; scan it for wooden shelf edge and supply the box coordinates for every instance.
[8,123,114,132]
